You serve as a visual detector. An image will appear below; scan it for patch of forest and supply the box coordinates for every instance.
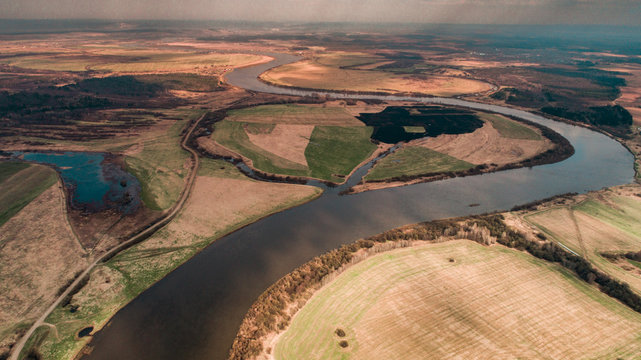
[357,105,484,144]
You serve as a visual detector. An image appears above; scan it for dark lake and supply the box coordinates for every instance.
[19,151,141,214]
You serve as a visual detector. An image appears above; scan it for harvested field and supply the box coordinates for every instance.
[604,64,641,124]
[0,183,87,356]
[3,50,267,74]
[260,59,493,96]
[274,241,641,360]
[212,120,376,182]
[0,163,58,226]
[412,121,551,166]
[314,52,384,68]
[36,159,321,360]
[480,112,541,140]
[525,185,641,294]
[212,120,308,175]
[363,112,552,183]
[246,124,314,166]
[225,104,365,126]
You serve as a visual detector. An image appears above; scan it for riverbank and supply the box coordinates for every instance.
[345,114,574,194]
[231,186,641,359]
[20,158,322,360]
[79,53,634,360]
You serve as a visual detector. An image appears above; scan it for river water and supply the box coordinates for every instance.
[83,54,634,360]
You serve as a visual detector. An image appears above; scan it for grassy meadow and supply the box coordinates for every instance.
[125,109,204,210]
[213,103,389,183]
[225,104,364,126]
[479,112,542,140]
[365,146,473,181]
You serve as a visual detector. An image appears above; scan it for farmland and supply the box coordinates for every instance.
[3,48,267,74]
[0,162,58,226]
[524,185,641,294]
[361,111,552,185]
[0,178,86,357]
[365,146,473,181]
[259,53,493,97]
[273,240,641,360]
[3,22,641,360]
[225,104,366,126]
[210,103,378,183]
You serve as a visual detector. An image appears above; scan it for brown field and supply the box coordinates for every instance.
[0,36,268,75]
[224,103,367,126]
[411,119,552,166]
[260,59,494,96]
[134,162,322,250]
[427,58,539,69]
[351,112,552,194]
[273,240,641,360]
[246,124,314,166]
[523,185,641,294]
[0,183,87,355]
[603,64,641,125]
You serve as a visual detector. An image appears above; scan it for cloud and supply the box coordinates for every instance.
[0,0,639,25]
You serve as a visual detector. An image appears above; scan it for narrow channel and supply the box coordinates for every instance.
[83,54,634,360]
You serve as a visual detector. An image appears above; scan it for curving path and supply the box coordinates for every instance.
[79,54,634,360]
[9,113,207,360]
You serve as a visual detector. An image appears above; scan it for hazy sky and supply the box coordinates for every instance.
[1,0,640,25]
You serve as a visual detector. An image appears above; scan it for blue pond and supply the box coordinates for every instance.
[20,151,141,214]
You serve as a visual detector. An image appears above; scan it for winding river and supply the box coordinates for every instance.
[83,54,634,360]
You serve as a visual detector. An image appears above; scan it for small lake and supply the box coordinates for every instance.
[19,151,141,214]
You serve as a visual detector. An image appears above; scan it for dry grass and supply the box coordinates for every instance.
[138,174,321,250]
[225,104,365,126]
[246,124,314,167]
[525,185,641,294]
[260,59,493,96]
[2,45,267,74]
[0,183,87,355]
[274,240,641,360]
[34,159,321,360]
[412,118,551,166]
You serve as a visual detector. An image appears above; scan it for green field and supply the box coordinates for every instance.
[274,240,641,360]
[225,104,364,126]
[135,73,222,92]
[0,162,58,226]
[212,120,376,182]
[306,126,377,182]
[525,188,641,295]
[365,146,473,181]
[479,112,542,140]
[125,109,203,210]
[212,120,308,174]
